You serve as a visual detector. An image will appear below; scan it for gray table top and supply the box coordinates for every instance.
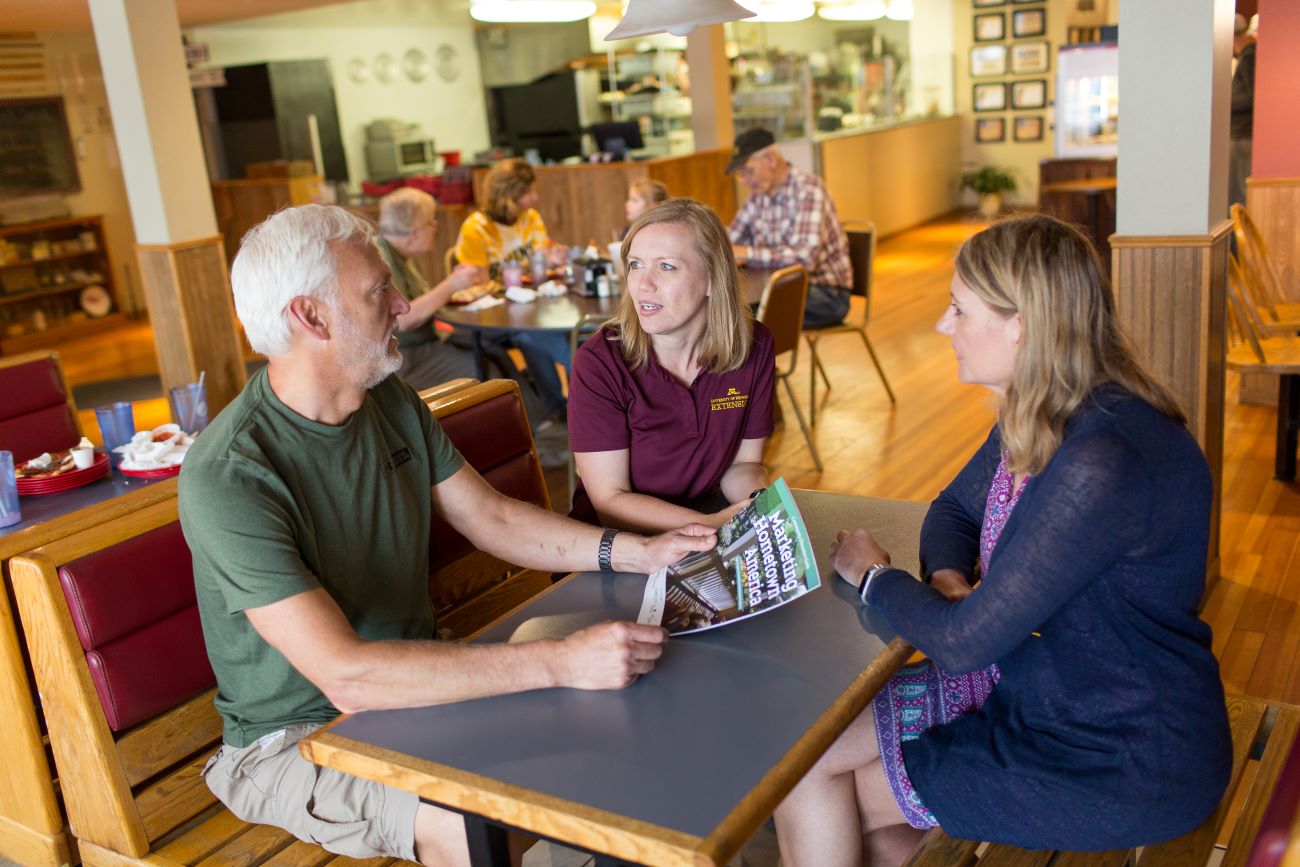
[306,489,927,866]
[0,467,168,544]
[434,269,772,336]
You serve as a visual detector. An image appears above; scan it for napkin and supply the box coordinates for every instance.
[459,295,505,312]
[505,286,538,304]
[537,280,568,298]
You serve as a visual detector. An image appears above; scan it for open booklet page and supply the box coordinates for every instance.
[637,479,821,635]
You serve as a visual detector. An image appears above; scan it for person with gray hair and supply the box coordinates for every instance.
[182,204,716,867]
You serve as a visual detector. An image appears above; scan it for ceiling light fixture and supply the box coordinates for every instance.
[604,0,755,40]
[816,0,886,20]
[470,0,597,24]
[739,0,816,22]
[884,0,913,20]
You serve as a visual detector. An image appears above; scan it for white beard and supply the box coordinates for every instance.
[335,310,401,389]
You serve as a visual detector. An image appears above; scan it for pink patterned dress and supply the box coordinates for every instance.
[871,452,1028,828]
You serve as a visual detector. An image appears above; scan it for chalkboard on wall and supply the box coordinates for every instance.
[0,97,81,199]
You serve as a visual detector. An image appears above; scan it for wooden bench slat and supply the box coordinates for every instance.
[261,839,337,867]
[1137,695,1267,866]
[900,826,980,867]
[153,805,247,863]
[437,568,555,640]
[1223,704,1300,867]
[118,689,223,788]
[193,822,297,867]
[326,856,399,866]
[1049,850,1132,867]
[981,843,1056,866]
[138,753,219,842]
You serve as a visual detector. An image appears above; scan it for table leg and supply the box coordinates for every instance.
[463,815,511,867]
[1276,374,1300,481]
[472,331,487,381]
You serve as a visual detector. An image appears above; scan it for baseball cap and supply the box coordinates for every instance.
[725,128,777,174]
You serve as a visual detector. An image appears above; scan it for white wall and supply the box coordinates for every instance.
[188,0,492,189]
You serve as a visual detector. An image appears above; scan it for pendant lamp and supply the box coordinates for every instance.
[605,0,755,40]
[470,0,598,23]
[817,0,887,21]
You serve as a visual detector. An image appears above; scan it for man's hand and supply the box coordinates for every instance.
[929,568,973,602]
[617,525,716,574]
[446,263,488,292]
[555,621,668,689]
[830,528,891,586]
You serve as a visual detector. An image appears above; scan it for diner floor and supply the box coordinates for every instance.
[39,211,1292,864]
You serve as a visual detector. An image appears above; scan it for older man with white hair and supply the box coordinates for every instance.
[179,204,714,867]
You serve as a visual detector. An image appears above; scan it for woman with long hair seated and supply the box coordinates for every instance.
[454,158,570,423]
[568,198,774,533]
[774,214,1231,865]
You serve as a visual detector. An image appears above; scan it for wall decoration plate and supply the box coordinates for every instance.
[436,45,460,82]
[403,48,430,83]
[373,53,397,83]
[79,284,111,317]
[348,57,370,84]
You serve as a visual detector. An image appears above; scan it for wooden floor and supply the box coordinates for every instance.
[45,212,1297,706]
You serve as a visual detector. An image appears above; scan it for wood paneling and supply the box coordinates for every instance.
[645,148,739,225]
[1111,221,1231,582]
[211,176,323,267]
[531,161,648,248]
[136,236,247,414]
[820,117,963,238]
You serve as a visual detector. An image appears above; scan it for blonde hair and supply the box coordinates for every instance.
[629,178,670,208]
[608,197,752,373]
[955,214,1186,475]
[481,159,536,225]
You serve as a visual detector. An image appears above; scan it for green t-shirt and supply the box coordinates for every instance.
[179,367,464,747]
[375,236,436,349]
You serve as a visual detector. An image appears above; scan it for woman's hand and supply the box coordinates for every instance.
[830,529,891,587]
[929,568,973,602]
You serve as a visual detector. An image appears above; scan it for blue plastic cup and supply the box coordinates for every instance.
[168,381,209,433]
[0,451,20,529]
[94,401,136,466]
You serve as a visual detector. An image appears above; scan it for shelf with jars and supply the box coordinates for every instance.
[0,215,122,354]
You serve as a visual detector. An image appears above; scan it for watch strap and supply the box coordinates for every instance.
[857,562,892,604]
[598,527,620,573]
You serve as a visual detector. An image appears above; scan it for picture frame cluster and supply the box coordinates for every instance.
[969,0,1049,144]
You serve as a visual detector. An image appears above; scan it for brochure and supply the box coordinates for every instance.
[637,479,821,635]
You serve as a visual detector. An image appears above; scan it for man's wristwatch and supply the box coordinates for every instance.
[598,527,621,573]
[857,562,893,604]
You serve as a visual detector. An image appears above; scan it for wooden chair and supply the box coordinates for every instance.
[417,376,478,410]
[425,378,554,638]
[803,221,895,426]
[0,349,82,463]
[1226,258,1300,480]
[903,695,1300,867]
[1233,203,1300,328]
[9,498,418,867]
[757,265,823,472]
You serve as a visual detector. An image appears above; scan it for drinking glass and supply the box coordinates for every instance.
[169,381,209,433]
[95,401,136,466]
[0,451,20,529]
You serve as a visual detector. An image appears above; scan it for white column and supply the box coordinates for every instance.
[685,25,734,150]
[88,0,216,244]
[1116,0,1234,234]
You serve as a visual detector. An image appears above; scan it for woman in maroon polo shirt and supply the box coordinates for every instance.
[568,197,775,533]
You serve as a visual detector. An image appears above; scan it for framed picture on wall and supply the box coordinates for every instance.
[973,83,1008,112]
[970,44,1008,77]
[976,117,1007,144]
[1014,116,1045,142]
[973,0,1007,7]
[974,12,1006,42]
[1010,79,1047,109]
[1010,41,1051,74]
[1012,8,1047,37]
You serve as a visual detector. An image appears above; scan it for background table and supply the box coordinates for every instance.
[302,489,928,867]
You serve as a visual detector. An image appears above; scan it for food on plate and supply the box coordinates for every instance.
[16,451,76,479]
[115,423,197,471]
[449,280,500,305]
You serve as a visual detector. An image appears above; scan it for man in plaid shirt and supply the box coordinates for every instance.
[726,128,853,328]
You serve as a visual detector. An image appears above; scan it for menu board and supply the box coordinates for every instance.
[0,97,81,199]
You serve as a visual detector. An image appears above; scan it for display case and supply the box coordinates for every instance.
[1055,43,1118,158]
[0,215,121,354]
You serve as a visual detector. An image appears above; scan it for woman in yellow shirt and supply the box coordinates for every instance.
[454,159,570,422]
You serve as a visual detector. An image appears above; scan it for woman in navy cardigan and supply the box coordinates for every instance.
[774,215,1232,865]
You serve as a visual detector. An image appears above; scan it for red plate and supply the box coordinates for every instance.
[16,453,110,495]
[119,463,182,479]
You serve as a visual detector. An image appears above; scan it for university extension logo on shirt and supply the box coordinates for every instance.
[710,387,749,412]
[382,446,413,477]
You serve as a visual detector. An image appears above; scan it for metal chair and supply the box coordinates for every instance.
[803,220,895,426]
[566,312,611,508]
[757,265,823,472]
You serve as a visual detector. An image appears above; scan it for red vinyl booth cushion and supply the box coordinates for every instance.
[429,392,546,574]
[0,356,79,463]
[58,522,215,731]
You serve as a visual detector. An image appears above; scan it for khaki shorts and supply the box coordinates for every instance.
[203,724,419,861]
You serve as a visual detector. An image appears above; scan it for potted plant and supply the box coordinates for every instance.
[961,166,1017,218]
